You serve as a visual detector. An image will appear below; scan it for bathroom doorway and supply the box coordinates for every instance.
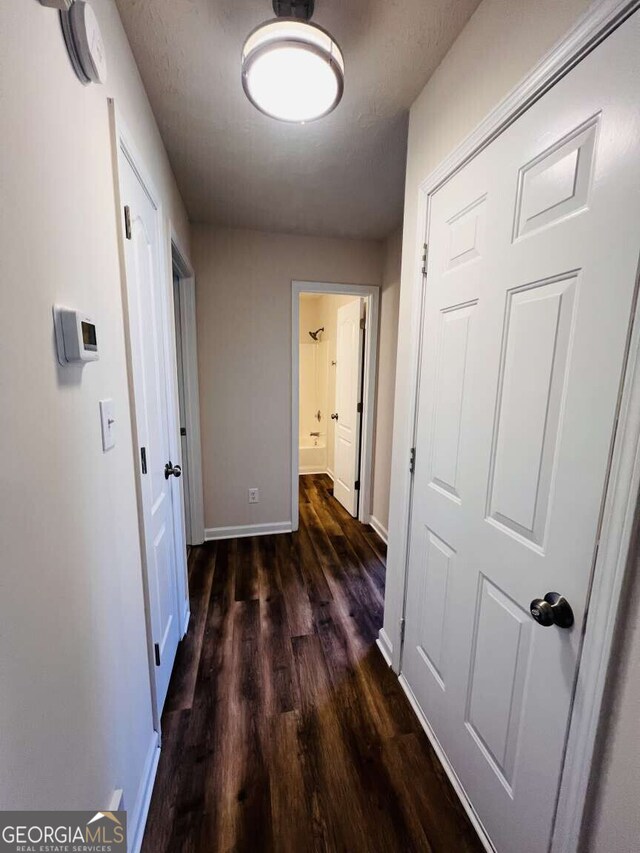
[291,281,380,528]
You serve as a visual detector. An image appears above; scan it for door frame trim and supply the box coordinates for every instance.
[382,2,640,850]
[291,281,380,530]
[171,232,206,549]
[108,100,188,726]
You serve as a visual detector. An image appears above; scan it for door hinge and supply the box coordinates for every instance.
[360,317,366,330]
[140,446,147,475]
[154,643,161,667]
[400,617,406,645]
[180,426,187,437]
[421,242,428,277]
[354,479,360,491]
[409,446,416,474]
[124,205,132,240]
[357,401,363,414]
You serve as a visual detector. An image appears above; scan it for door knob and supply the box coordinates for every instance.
[530,592,574,628]
[331,413,339,420]
[164,462,182,480]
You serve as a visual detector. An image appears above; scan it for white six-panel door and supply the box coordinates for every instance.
[120,152,182,714]
[333,298,365,516]
[402,14,640,852]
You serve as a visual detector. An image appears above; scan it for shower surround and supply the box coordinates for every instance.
[299,337,329,473]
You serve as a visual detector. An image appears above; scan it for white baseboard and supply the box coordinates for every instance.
[299,466,328,475]
[326,467,334,480]
[181,607,191,638]
[130,731,161,853]
[376,629,393,667]
[369,514,388,544]
[398,675,495,853]
[204,521,292,541]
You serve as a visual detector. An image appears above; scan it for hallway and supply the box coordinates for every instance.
[142,474,482,852]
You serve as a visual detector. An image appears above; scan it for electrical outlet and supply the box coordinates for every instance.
[248,488,259,504]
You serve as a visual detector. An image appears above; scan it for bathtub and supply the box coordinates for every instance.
[299,436,327,474]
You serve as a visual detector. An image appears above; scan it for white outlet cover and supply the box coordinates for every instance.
[99,399,116,451]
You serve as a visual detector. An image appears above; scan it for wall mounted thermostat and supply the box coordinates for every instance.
[54,306,99,365]
[99,399,116,451]
[60,1,108,85]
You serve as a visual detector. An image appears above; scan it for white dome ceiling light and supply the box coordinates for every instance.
[242,1,344,124]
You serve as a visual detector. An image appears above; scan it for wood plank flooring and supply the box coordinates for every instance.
[142,474,482,853]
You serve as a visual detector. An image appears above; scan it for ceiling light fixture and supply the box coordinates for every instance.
[241,0,344,124]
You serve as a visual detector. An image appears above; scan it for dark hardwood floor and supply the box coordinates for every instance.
[142,474,482,853]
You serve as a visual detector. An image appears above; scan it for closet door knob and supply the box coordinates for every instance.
[164,462,182,480]
[530,592,574,628]
[331,413,339,421]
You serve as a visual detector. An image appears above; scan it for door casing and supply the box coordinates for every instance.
[171,232,205,549]
[291,281,379,530]
[379,3,640,850]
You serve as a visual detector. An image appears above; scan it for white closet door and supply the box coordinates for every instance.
[121,153,182,713]
[402,14,640,852]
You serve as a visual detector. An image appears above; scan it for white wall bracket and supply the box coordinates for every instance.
[39,0,73,10]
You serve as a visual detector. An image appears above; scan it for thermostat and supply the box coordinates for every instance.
[54,306,99,364]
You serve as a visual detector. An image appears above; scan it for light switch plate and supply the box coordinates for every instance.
[107,788,124,811]
[99,399,116,451]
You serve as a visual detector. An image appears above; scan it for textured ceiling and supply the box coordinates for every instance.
[115,0,482,239]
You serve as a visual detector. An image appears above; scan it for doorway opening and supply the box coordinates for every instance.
[291,281,379,530]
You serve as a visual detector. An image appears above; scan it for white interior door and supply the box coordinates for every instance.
[402,14,640,853]
[333,298,364,516]
[120,151,182,714]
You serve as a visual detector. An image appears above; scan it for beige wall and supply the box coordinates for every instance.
[383,0,640,847]
[299,295,323,343]
[0,0,189,830]
[582,536,640,851]
[193,226,389,532]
